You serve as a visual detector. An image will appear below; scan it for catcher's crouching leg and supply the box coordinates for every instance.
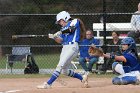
[112,62,125,75]
[112,76,139,85]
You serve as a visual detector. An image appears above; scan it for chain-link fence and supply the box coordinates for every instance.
[0,0,140,74]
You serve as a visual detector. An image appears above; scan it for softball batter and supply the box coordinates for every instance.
[37,11,88,89]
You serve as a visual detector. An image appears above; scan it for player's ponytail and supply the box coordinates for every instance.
[77,18,86,41]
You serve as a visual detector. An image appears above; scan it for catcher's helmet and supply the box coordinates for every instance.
[121,37,136,54]
[56,11,71,24]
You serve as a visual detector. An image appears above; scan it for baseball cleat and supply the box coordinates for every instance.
[37,82,51,89]
[132,79,140,85]
[134,72,140,85]
[82,74,89,88]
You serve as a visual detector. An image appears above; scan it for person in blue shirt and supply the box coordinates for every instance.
[79,29,100,73]
[104,37,140,85]
[37,11,89,89]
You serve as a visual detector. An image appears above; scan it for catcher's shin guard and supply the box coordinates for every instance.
[112,76,140,85]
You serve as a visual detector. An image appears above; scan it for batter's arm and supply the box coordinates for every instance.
[61,26,76,34]
[54,37,63,44]
[48,33,63,44]
[61,19,78,34]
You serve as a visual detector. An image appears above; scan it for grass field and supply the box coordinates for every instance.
[0,73,116,78]
[0,53,96,75]
[0,53,84,69]
[0,53,60,69]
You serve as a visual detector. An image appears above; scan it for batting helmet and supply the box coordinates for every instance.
[56,11,71,24]
[121,37,136,54]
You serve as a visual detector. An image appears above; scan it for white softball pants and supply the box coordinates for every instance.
[55,42,79,75]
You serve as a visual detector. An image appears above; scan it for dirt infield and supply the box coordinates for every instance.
[0,77,140,93]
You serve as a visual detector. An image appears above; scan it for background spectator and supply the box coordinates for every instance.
[128,2,140,53]
[79,29,100,73]
[106,31,121,70]
[130,2,140,37]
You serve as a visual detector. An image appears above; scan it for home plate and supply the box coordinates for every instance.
[0,90,22,93]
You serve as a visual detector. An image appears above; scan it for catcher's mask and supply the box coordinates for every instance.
[56,11,71,24]
[121,37,136,54]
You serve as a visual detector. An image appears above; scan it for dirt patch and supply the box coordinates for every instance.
[0,77,140,93]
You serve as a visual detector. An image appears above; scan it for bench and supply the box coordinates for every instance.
[93,23,133,39]
[71,56,104,73]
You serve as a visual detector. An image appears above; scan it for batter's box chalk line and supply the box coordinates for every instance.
[0,90,22,93]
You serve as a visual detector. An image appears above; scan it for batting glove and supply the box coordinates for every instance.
[48,34,55,39]
[54,31,62,37]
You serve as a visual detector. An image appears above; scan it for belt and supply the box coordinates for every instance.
[63,42,77,45]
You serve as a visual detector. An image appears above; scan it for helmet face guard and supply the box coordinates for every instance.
[56,11,71,24]
[121,37,136,54]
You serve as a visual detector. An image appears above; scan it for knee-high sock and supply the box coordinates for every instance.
[67,70,83,80]
[47,71,60,85]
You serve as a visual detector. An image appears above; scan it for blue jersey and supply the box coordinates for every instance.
[79,38,100,58]
[123,52,140,71]
[60,19,81,45]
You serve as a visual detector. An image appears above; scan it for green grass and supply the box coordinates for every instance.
[0,74,51,79]
[0,73,116,79]
[35,53,60,68]
[0,53,116,79]
[0,53,60,69]
[0,53,99,71]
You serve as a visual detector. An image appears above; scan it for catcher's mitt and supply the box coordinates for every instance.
[88,46,104,57]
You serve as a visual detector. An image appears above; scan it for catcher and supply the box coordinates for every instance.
[89,37,140,85]
[103,37,140,85]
